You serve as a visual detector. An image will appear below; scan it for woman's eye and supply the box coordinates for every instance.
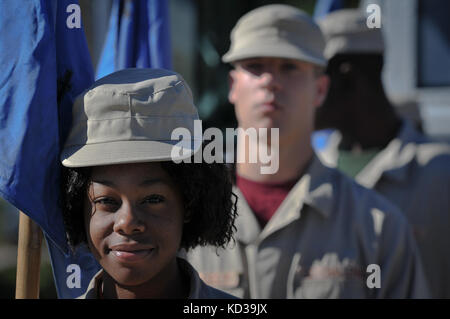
[93,198,119,209]
[142,195,165,204]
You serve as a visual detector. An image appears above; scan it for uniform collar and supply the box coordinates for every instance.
[77,258,206,299]
[234,154,335,244]
[77,269,103,299]
[356,120,423,187]
[301,154,335,219]
[178,257,206,299]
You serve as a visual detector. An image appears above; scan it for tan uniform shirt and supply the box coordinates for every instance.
[318,120,450,298]
[187,155,430,298]
[77,257,237,299]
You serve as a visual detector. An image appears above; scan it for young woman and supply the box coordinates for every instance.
[60,68,237,299]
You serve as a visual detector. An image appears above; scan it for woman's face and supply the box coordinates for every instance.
[84,162,185,288]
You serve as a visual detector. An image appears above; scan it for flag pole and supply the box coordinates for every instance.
[15,211,43,299]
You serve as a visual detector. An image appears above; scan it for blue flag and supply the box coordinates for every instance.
[1,0,173,299]
[0,0,100,298]
[313,0,344,20]
[96,0,172,79]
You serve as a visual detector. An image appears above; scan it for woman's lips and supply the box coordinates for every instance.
[111,248,154,263]
[109,244,155,263]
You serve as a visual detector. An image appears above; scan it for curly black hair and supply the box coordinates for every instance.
[60,158,238,252]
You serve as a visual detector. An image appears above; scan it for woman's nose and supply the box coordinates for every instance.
[113,202,146,235]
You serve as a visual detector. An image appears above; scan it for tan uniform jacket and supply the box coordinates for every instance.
[77,257,237,299]
[187,155,430,298]
[318,120,450,298]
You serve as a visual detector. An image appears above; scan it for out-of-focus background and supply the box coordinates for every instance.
[1,0,449,298]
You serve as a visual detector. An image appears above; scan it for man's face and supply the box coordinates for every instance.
[84,162,184,287]
[228,57,329,145]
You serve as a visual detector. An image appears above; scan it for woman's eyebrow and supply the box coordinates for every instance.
[138,178,168,187]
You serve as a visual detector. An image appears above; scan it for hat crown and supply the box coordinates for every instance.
[318,9,384,58]
[222,4,326,66]
[61,68,200,167]
[79,68,195,121]
[318,9,369,37]
[232,4,312,34]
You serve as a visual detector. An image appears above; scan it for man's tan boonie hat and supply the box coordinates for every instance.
[222,4,327,66]
[61,68,201,167]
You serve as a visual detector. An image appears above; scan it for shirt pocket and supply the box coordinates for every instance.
[294,277,368,298]
[287,253,368,299]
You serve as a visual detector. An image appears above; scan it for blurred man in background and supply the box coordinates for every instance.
[187,4,429,299]
[316,8,450,298]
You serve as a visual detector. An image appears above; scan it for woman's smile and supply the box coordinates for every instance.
[111,249,155,263]
[109,243,156,264]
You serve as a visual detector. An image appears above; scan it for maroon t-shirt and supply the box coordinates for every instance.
[236,174,298,228]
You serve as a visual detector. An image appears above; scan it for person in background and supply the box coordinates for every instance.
[316,8,450,298]
[187,4,430,299]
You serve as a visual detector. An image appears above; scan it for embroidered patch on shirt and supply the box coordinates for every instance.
[298,253,365,280]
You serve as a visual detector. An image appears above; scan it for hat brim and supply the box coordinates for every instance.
[222,42,327,66]
[323,33,384,59]
[61,139,202,168]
